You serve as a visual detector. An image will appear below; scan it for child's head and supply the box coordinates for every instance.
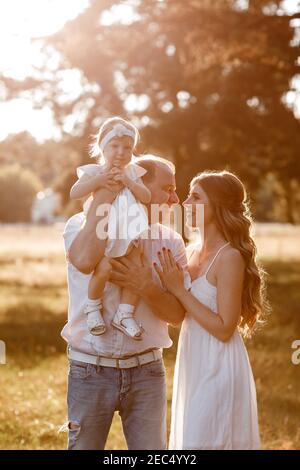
[90,117,139,168]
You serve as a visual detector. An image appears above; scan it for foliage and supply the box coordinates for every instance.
[0,165,42,222]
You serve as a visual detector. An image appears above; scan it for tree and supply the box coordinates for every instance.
[2,0,300,220]
[0,132,81,186]
[0,165,42,222]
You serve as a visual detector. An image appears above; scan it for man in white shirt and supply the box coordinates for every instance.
[62,155,190,450]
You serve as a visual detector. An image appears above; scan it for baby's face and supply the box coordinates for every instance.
[103,135,134,168]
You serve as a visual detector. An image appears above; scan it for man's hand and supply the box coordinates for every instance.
[109,248,154,295]
[110,245,186,326]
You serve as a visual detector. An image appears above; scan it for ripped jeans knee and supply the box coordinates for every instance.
[59,420,81,449]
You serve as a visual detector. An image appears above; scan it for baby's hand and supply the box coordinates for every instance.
[112,169,131,187]
[104,170,125,193]
[95,171,115,188]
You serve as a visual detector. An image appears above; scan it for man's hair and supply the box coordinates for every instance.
[135,154,175,182]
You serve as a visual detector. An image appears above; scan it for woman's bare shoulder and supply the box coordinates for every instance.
[218,246,245,270]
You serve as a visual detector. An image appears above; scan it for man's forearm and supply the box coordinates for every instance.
[68,223,104,273]
[68,187,118,273]
[140,280,185,326]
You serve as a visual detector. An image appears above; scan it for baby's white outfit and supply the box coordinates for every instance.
[77,161,149,257]
[78,160,148,340]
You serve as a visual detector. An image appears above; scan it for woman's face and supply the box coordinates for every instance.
[183,182,214,229]
[102,135,134,168]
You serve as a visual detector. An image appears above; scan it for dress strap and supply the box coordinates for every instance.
[204,242,230,277]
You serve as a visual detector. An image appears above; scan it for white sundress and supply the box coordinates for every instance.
[169,242,260,450]
[77,162,149,258]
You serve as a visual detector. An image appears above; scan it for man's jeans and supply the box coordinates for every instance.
[66,358,167,450]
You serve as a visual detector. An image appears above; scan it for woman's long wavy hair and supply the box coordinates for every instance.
[191,170,270,337]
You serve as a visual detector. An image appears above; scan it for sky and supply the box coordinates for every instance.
[0,0,299,142]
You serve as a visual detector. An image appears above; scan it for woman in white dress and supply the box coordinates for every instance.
[154,170,269,450]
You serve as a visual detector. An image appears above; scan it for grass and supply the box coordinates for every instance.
[0,223,299,449]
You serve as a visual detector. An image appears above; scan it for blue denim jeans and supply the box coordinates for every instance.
[66,358,167,450]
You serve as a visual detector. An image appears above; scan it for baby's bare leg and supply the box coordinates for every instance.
[88,257,112,300]
[85,257,112,335]
[119,244,141,307]
[112,242,144,340]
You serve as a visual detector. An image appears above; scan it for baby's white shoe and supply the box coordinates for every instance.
[84,299,106,336]
[112,306,144,341]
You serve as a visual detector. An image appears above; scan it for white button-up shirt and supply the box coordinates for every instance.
[61,212,191,358]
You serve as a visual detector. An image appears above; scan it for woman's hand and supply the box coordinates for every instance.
[153,247,186,297]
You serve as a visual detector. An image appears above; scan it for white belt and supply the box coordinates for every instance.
[68,347,162,369]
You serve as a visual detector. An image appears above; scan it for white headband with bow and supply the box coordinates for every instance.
[99,124,136,151]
